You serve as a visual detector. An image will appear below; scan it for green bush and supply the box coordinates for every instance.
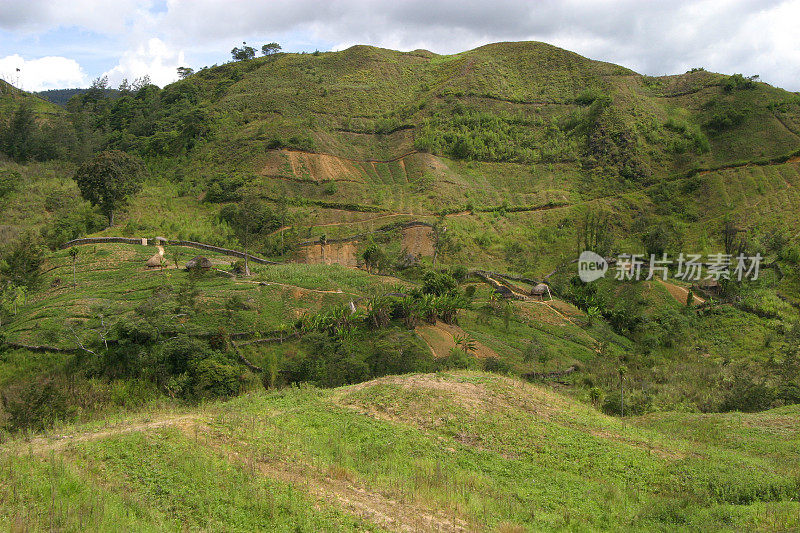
[2,377,74,431]
[41,204,106,249]
[421,270,458,296]
[0,232,45,287]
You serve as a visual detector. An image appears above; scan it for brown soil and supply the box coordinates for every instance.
[262,150,366,183]
[296,241,360,267]
[416,321,498,359]
[401,225,435,257]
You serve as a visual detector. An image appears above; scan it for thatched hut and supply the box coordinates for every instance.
[146,254,163,268]
[185,256,212,270]
[531,283,552,301]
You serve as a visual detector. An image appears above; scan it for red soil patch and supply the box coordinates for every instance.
[296,241,360,268]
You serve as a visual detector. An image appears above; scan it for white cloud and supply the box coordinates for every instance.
[0,0,146,34]
[0,54,88,91]
[102,38,185,88]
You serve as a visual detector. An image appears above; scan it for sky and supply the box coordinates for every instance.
[1,0,799,92]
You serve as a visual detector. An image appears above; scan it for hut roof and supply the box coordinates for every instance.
[696,277,720,289]
[146,254,163,267]
[531,283,549,295]
[185,255,212,270]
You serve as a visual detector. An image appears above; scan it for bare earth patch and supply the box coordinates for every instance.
[416,321,499,359]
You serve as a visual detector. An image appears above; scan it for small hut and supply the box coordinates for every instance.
[531,283,552,301]
[694,277,721,294]
[185,256,212,271]
[146,254,163,268]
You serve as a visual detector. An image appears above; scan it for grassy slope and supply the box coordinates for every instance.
[1,371,797,531]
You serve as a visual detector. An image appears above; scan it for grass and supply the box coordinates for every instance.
[1,371,798,531]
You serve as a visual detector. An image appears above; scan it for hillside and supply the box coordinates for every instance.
[2,372,798,531]
[2,40,800,530]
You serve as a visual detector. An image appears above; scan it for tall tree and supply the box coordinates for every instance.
[73,150,146,226]
[261,42,282,56]
[231,42,256,61]
[2,100,36,162]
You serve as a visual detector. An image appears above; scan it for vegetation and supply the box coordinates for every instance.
[73,150,146,225]
[1,39,800,530]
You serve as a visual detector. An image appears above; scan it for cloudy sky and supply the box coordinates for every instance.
[1,0,799,92]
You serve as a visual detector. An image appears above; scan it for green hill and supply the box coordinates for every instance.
[2,41,800,530]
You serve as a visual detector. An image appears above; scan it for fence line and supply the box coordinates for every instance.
[59,237,280,265]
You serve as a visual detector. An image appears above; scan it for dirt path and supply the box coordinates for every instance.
[192,425,470,532]
[658,279,704,305]
[4,411,469,531]
[4,414,199,454]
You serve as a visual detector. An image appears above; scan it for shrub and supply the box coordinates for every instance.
[1,377,73,431]
[41,204,106,249]
[723,73,757,92]
[438,347,480,370]
[0,169,19,199]
[483,357,511,374]
[422,270,458,296]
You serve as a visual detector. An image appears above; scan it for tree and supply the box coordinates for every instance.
[618,365,628,417]
[73,150,146,226]
[577,208,614,256]
[642,218,682,257]
[361,241,386,273]
[1,100,36,162]
[220,196,275,275]
[261,42,282,56]
[0,233,44,288]
[69,247,79,287]
[132,75,151,92]
[176,66,194,79]
[0,284,27,326]
[231,42,256,61]
[721,215,744,256]
[453,333,476,356]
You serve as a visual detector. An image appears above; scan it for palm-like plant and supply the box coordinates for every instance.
[398,296,422,329]
[453,333,477,355]
[366,295,391,329]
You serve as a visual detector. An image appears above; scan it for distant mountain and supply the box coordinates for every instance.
[35,87,119,106]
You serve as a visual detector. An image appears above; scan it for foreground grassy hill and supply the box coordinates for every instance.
[2,372,798,531]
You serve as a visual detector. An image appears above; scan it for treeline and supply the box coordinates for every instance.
[0,77,212,163]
